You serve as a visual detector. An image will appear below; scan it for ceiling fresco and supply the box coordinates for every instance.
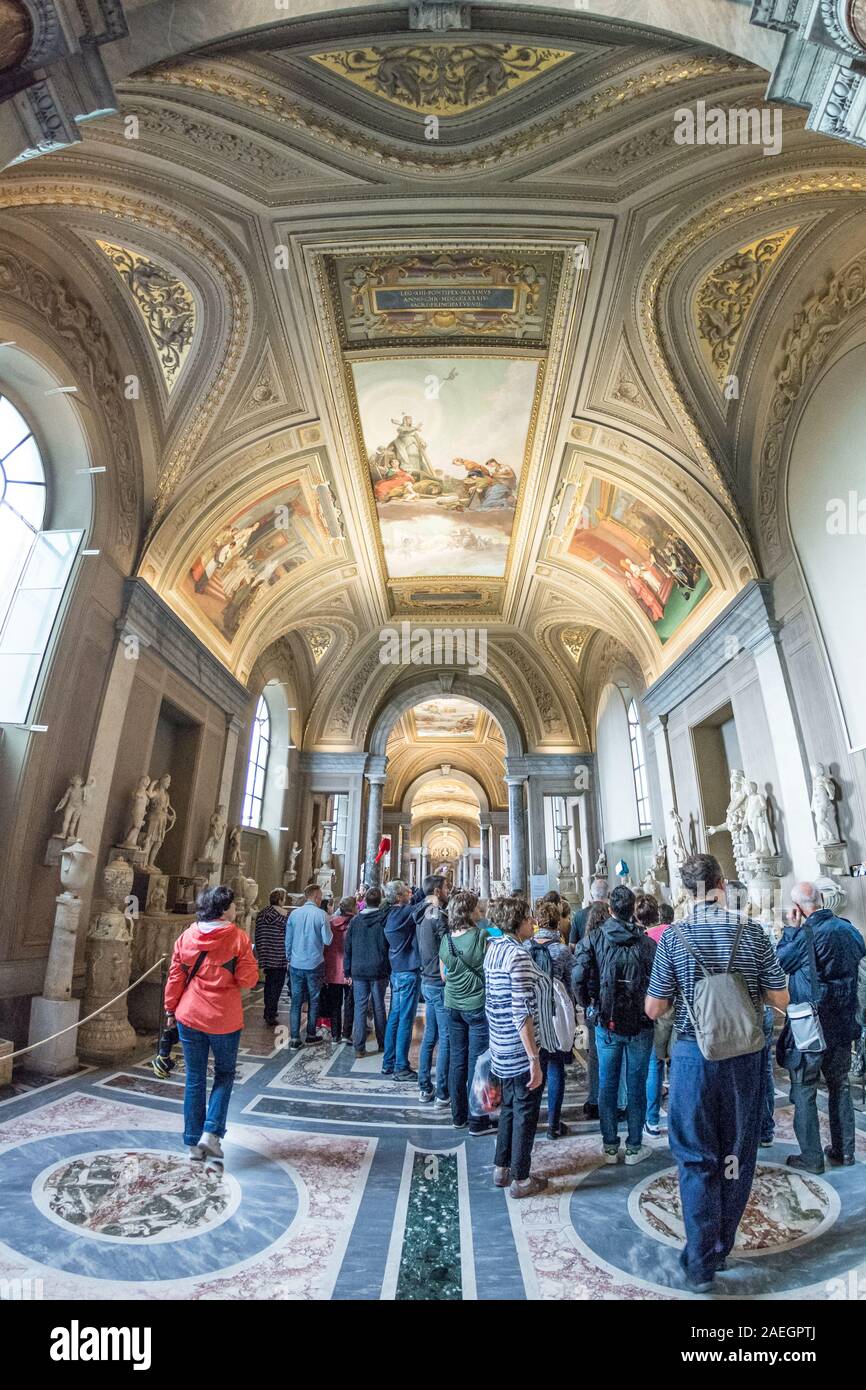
[306,43,575,116]
[410,698,482,739]
[568,477,711,644]
[183,481,332,641]
[350,354,541,580]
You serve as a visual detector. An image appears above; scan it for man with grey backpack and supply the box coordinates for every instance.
[645,853,788,1293]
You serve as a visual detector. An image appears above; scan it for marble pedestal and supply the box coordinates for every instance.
[26,997,80,1076]
[747,851,784,930]
[108,844,147,870]
[316,866,336,899]
[0,1038,12,1086]
[43,835,70,868]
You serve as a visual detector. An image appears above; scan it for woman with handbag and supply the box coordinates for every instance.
[164,884,260,1162]
[439,889,493,1136]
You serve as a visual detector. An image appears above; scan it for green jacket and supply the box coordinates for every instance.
[439,928,487,1012]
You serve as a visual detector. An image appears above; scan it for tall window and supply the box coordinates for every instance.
[242,695,271,828]
[627,698,651,833]
[332,793,349,857]
[0,394,82,724]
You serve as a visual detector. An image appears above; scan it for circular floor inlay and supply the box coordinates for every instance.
[32,1149,240,1244]
[629,1162,839,1257]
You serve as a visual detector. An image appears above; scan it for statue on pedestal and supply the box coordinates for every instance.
[54,775,95,842]
[284,840,301,884]
[202,804,227,862]
[706,768,749,880]
[745,782,775,856]
[121,775,151,849]
[593,847,608,879]
[140,775,176,870]
[811,764,839,845]
[226,825,243,866]
[28,840,95,1077]
[668,809,688,870]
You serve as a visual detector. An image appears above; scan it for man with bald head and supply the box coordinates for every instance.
[777,881,865,1173]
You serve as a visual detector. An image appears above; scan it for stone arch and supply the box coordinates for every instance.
[401,768,489,816]
[368,674,526,759]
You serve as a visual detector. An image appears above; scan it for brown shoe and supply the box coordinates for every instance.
[493,1165,510,1187]
[509,1175,548,1199]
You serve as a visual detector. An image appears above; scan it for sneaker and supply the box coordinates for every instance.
[188,1144,206,1162]
[263,1018,277,1028]
[786,1153,824,1175]
[679,1250,714,1293]
[625,1144,652,1165]
[759,1136,774,1148]
[509,1175,548,1199]
[644,1122,663,1137]
[151,1056,172,1079]
[289,1038,303,1050]
[493,1165,511,1187]
[339,1036,352,1045]
[199,1132,224,1160]
[304,1036,324,1046]
[824,1146,855,1167]
[434,1095,450,1109]
[546,1122,570,1140]
[354,1047,366,1058]
[418,1087,435,1104]
[453,1121,468,1130]
[602,1144,620,1164]
[469,1121,496,1136]
[394,1067,418,1081]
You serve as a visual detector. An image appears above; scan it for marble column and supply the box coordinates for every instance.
[479,818,491,898]
[649,715,679,899]
[78,857,137,1064]
[505,776,528,894]
[364,774,387,886]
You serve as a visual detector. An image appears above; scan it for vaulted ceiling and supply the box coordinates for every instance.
[5,5,866,754]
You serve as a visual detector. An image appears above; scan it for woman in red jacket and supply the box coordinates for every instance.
[164,884,260,1161]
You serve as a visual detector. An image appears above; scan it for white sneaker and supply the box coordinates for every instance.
[188,1144,206,1162]
[199,1132,224,1160]
[602,1145,621,1164]
[625,1144,652,1165]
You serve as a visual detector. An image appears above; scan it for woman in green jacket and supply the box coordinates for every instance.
[439,889,493,1135]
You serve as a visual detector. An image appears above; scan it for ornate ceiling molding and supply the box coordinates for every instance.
[756,246,866,559]
[306,42,574,115]
[141,52,750,175]
[693,227,798,388]
[638,163,866,530]
[95,239,196,391]
[0,178,250,525]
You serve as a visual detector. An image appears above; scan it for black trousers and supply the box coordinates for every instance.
[263,967,287,1021]
[322,982,354,1040]
[494,1070,544,1182]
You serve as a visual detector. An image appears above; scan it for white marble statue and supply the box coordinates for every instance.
[745,781,774,855]
[122,775,151,849]
[653,840,668,878]
[593,848,607,879]
[54,774,95,842]
[706,767,749,878]
[811,763,839,845]
[140,775,176,869]
[202,804,227,862]
[285,840,301,882]
[226,825,243,865]
[668,808,688,869]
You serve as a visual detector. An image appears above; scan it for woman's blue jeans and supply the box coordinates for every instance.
[596,1025,653,1148]
[541,1051,566,1132]
[177,1022,241,1146]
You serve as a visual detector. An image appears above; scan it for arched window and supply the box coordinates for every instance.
[242,695,271,828]
[0,393,82,724]
[627,698,651,833]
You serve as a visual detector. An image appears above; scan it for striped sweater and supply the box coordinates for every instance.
[484,934,545,1078]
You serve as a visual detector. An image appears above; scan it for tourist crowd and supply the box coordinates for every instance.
[162,853,866,1294]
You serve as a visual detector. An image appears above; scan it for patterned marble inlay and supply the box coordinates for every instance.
[632,1163,836,1255]
[34,1149,238,1243]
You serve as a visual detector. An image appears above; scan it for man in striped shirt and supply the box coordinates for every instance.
[646,853,788,1292]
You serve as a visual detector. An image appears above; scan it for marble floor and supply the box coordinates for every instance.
[1,990,865,1301]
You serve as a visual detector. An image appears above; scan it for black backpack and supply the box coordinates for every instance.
[594,929,649,1037]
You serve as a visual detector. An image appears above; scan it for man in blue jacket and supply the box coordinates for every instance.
[381,880,424,1080]
[778,882,865,1173]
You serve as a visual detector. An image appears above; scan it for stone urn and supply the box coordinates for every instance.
[78,857,138,1064]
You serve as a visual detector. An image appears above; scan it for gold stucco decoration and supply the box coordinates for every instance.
[694,228,798,385]
[96,240,196,390]
[307,43,573,115]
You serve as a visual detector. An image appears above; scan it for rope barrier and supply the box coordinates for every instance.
[3,954,168,1062]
